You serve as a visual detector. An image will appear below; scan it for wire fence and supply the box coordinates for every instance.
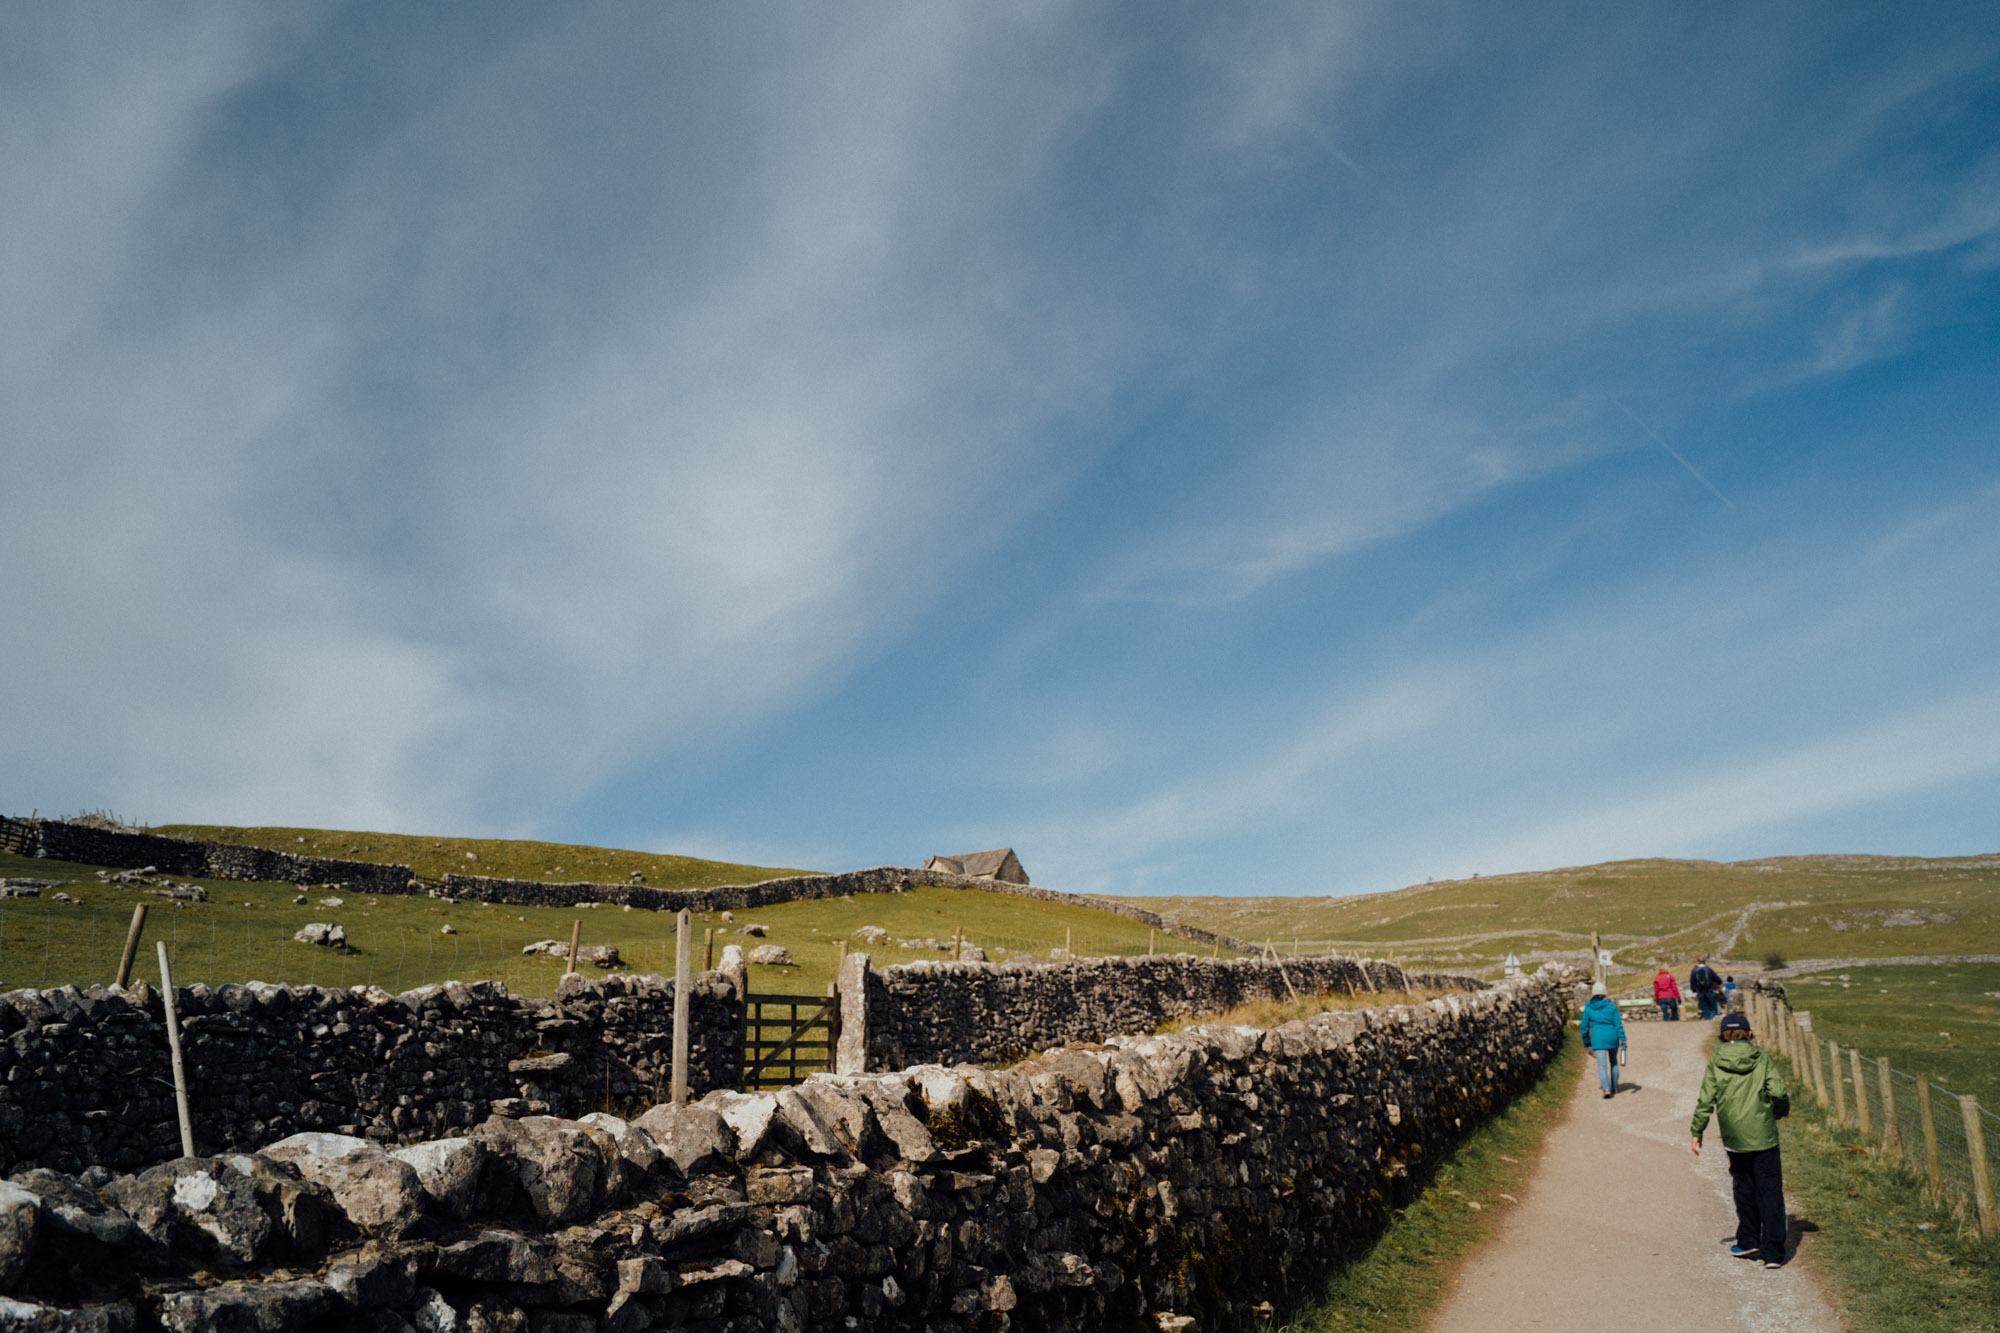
[1749,988,1998,1238]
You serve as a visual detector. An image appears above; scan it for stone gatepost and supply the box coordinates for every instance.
[836,951,871,1075]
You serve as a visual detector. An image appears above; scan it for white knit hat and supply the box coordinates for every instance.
[1591,980,1607,996]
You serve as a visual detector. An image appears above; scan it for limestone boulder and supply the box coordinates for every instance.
[631,1103,734,1177]
[156,1279,340,1333]
[471,1117,604,1226]
[262,1133,427,1239]
[388,1137,490,1220]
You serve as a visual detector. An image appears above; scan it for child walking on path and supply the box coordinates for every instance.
[1691,1011,1791,1267]
[1579,980,1628,1097]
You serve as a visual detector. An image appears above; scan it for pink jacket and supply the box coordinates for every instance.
[1654,972,1682,1000]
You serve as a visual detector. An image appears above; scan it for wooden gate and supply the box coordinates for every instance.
[743,986,840,1089]
[0,817,35,856]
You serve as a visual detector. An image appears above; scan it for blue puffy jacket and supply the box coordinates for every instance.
[1578,996,1627,1051]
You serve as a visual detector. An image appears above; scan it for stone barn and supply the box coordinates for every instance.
[923,847,1029,884]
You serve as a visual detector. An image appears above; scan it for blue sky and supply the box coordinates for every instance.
[5,3,1999,897]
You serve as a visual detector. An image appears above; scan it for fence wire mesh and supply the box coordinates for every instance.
[1763,995,1997,1229]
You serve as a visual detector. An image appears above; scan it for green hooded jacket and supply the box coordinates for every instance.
[1690,1040,1788,1152]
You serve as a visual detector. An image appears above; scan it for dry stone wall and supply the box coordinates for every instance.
[19,819,417,897]
[7,817,1255,952]
[0,970,1571,1332]
[850,953,1478,1072]
[0,972,744,1179]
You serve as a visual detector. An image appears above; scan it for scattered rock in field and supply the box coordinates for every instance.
[148,885,207,902]
[52,892,78,904]
[738,924,767,937]
[0,885,41,899]
[293,893,308,905]
[961,947,988,962]
[853,926,889,944]
[440,924,456,935]
[319,896,344,907]
[464,851,478,862]
[294,922,346,948]
[520,940,621,968]
[748,945,795,967]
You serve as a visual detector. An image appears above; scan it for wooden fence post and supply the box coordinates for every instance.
[670,909,691,1105]
[952,928,962,962]
[1849,1047,1871,1136]
[566,920,582,976]
[1148,928,1155,956]
[115,904,149,988]
[1917,1072,1942,1202]
[1794,1013,1817,1099]
[1064,927,1071,958]
[1964,1093,1997,1238]
[156,942,196,1158]
[704,928,714,972]
[1829,1041,1849,1125]
[1878,1056,1902,1161]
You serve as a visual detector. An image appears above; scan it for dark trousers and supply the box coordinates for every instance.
[1726,1145,1787,1257]
[1697,991,1719,1019]
[1657,998,1679,1021]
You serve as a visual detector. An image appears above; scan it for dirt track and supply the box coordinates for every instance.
[1429,1018,1844,1332]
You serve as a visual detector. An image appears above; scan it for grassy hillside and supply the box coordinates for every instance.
[150,824,806,891]
[0,848,1226,1000]
[1127,853,2000,981]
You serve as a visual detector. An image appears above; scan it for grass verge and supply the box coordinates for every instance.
[1262,1029,1584,1330]
[1778,1081,2000,1331]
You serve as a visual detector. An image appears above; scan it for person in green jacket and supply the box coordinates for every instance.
[1690,1011,1791,1266]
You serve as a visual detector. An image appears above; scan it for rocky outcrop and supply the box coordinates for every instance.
[0,970,1571,1331]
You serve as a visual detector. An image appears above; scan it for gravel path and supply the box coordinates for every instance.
[1429,1020,1844,1332]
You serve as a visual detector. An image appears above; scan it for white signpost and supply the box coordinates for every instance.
[1503,952,1522,977]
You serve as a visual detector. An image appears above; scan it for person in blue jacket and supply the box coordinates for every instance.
[1579,980,1628,1098]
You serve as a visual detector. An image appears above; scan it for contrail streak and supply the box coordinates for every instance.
[1614,399,1734,509]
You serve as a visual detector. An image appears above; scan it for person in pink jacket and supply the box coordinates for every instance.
[1654,966,1682,1021]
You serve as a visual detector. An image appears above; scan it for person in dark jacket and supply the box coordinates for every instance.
[1691,1011,1791,1267]
[1689,957,1721,1019]
[1578,981,1628,1098]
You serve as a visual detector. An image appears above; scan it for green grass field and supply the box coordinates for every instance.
[150,824,804,890]
[0,848,1231,1000]
[1776,962,2000,1111]
[1131,852,2000,980]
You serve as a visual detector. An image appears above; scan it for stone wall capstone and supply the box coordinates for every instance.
[0,969,1574,1331]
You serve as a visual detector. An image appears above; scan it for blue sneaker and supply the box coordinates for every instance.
[1730,1244,1759,1258]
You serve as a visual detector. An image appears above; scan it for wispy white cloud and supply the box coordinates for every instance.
[1469,683,2000,875]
